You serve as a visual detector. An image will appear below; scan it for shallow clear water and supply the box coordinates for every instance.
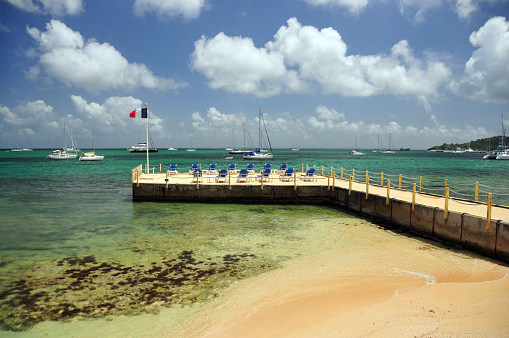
[0,149,507,334]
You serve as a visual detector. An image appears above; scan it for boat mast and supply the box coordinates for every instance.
[258,109,262,150]
[145,103,149,173]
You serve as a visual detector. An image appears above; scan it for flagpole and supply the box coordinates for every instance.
[145,103,149,173]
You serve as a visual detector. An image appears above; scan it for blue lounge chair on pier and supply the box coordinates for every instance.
[264,163,271,172]
[189,163,199,174]
[206,163,218,175]
[277,163,287,174]
[257,168,272,182]
[168,164,178,175]
[237,169,249,183]
[228,163,237,174]
[246,163,255,174]
[192,169,203,182]
[215,169,228,183]
[300,168,317,181]
[279,167,294,181]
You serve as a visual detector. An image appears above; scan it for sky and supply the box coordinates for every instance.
[0,0,508,150]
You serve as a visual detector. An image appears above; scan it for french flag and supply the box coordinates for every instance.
[129,108,147,118]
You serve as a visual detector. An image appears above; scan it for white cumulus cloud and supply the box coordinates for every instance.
[191,17,451,110]
[449,16,509,103]
[27,20,187,93]
[0,100,56,127]
[4,0,83,16]
[133,0,206,20]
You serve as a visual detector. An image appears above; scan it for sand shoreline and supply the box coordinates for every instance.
[170,241,509,337]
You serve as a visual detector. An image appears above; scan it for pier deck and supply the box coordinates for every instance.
[134,170,509,221]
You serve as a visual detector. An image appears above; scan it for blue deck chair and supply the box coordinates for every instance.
[168,164,178,175]
[277,163,287,174]
[189,163,199,174]
[192,169,203,182]
[246,163,255,174]
[228,163,237,174]
[206,163,218,175]
[300,168,316,181]
[257,168,272,182]
[264,163,271,172]
[279,167,294,181]
[237,169,249,183]
[215,169,228,183]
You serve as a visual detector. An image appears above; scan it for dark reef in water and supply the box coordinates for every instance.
[0,251,274,332]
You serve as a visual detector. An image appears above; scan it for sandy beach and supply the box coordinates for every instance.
[171,228,509,337]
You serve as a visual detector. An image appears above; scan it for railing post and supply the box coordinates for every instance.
[322,165,324,176]
[349,174,352,195]
[445,179,448,196]
[487,193,492,229]
[365,171,369,199]
[160,163,162,173]
[412,183,416,211]
[475,182,479,202]
[261,172,263,190]
[327,173,330,190]
[302,163,304,173]
[399,174,402,189]
[381,172,384,186]
[386,180,390,205]
[352,168,355,181]
[419,176,423,193]
[333,171,336,187]
[165,170,169,189]
[444,187,449,219]
[341,167,343,179]
[294,171,297,190]
[228,171,231,190]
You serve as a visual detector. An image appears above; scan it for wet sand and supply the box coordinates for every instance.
[171,230,509,337]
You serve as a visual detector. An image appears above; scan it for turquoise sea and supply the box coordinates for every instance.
[0,149,508,335]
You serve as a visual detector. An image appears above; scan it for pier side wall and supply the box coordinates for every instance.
[133,183,508,264]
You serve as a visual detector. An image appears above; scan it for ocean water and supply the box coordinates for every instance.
[0,149,508,335]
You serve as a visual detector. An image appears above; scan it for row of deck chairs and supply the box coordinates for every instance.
[167,163,317,183]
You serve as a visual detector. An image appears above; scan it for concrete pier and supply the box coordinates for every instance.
[132,166,509,264]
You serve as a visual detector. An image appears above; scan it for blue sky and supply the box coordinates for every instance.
[1,0,508,150]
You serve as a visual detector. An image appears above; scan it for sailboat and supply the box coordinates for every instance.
[167,135,178,151]
[79,125,104,161]
[47,123,79,160]
[349,138,366,156]
[186,138,196,152]
[229,124,249,154]
[11,130,33,151]
[381,134,395,153]
[484,115,507,160]
[243,110,273,160]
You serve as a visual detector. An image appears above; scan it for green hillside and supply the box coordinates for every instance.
[428,136,507,151]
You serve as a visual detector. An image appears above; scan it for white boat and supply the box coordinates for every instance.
[496,151,509,160]
[79,125,104,161]
[483,114,507,160]
[168,135,178,150]
[229,124,251,154]
[243,109,273,160]
[381,134,395,153]
[349,150,366,156]
[128,142,158,153]
[290,148,300,151]
[349,138,366,156]
[243,149,273,159]
[12,131,34,151]
[48,123,79,160]
[186,138,196,152]
[79,152,104,161]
